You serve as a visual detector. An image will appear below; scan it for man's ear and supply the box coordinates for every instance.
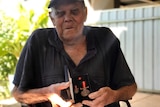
[49,12,55,25]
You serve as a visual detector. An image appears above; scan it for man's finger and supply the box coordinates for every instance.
[56,82,70,90]
[71,103,83,107]
[49,94,72,107]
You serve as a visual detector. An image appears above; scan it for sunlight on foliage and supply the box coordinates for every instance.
[0,0,50,99]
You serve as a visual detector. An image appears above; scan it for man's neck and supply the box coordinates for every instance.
[63,36,87,65]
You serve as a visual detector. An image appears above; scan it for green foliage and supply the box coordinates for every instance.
[0,0,50,99]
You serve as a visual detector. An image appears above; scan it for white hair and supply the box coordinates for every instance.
[50,7,56,18]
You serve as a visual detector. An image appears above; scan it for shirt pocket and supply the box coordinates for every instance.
[42,72,64,86]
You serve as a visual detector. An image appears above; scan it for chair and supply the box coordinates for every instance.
[120,100,131,107]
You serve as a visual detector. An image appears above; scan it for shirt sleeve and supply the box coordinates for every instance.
[90,27,136,90]
[111,41,135,89]
[13,33,37,91]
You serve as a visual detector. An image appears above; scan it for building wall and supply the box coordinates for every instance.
[89,0,115,10]
[87,5,160,93]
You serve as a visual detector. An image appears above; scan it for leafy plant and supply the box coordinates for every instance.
[0,0,50,99]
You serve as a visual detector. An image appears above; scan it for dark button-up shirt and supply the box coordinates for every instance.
[13,26,135,107]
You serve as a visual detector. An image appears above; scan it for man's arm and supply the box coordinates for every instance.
[12,86,49,104]
[11,82,72,105]
[115,83,137,101]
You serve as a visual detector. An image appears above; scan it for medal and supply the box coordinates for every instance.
[80,81,90,97]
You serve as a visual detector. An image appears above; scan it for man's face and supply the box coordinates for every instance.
[50,2,87,42]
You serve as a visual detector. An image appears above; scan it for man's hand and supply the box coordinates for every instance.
[47,82,72,107]
[48,82,85,107]
[49,94,72,107]
[47,82,70,97]
[82,87,117,107]
[49,94,83,107]
[82,83,137,107]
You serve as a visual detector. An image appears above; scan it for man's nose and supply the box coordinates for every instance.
[64,12,73,22]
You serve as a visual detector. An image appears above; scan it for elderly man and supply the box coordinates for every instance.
[12,0,137,107]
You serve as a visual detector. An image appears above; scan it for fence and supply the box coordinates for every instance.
[86,5,160,93]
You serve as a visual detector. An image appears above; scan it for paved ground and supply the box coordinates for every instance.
[0,92,160,107]
[129,92,160,107]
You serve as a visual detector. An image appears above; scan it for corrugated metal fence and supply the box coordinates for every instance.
[87,5,160,93]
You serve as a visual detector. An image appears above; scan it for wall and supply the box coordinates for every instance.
[87,5,160,93]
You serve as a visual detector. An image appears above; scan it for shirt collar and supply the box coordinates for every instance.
[48,26,97,52]
[48,28,63,52]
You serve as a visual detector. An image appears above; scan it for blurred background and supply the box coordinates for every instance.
[0,0,160,107]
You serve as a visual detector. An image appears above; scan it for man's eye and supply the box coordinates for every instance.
[71,8,79,15]
[55,11,65,17]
